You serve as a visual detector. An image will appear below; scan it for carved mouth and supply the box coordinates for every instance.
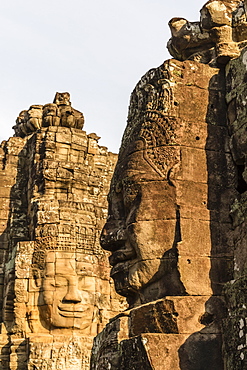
[58,305,84,318]
[109,249,136,267]
[110,250,137,278]
[110,261,131,277]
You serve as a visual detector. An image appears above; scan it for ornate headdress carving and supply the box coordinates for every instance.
[32,234,103,275]
[118,62,181,179]
[34,234,101,253]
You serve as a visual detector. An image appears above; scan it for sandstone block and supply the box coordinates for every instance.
[56,132,72,144]
[176,180,208,208]
[178,147,207,183]
[175,85,210,122]
[178,256,212,295]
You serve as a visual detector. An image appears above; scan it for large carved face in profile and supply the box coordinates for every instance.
[37,251,96,331]
[100,66,188,307]
[101,136,186,307]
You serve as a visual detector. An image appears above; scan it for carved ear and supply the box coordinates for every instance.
[32,269,42,288]
[26,305,42,333]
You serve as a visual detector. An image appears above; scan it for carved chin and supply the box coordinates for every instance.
[40,304,94,330]
[113,269,135,297]
[113,259,162,296]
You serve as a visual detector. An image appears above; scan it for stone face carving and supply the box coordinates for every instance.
[1,1,246,366]
[100,146,185,308]
[54,92,85,129]
[53,92,71,106]
[13,110,29,137]
[100,71,184,307]
[27,105,43,131]
[13,92,84,137]
[42,103,61,127]
[167,0,247,66]
[91,2,246,362]
[32,246,96,331]
[93,57,235,368]
[100,59,233,309]
[0,95,126,369]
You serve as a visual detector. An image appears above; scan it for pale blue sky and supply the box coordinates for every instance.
[0,0,205,152]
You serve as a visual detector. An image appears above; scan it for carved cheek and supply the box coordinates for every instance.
[42,291,54,306]
[42,277,56,305]
[54,287,69,303]
[79,290,93,305]
[127,219,176,260]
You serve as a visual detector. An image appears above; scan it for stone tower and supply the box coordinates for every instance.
[91,1,247,369]
[0,93,126,369]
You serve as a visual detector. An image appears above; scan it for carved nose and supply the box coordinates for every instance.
[63,285,82,303]
[100,221,126,251]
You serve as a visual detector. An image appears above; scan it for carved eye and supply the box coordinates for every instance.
[44,276,56,287]
[186,23,192,31]
[55,277,68,287]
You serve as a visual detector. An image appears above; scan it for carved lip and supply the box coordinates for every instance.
[58,305,84,318]
[111,263,127,277]
[110,258,135,277]
[109,248,136,267]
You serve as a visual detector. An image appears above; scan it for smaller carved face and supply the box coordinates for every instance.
[28,105,43,119]
[40,251,96,330]
[53,92,71,106]
[16,110,28,125]
[43,104,58,117]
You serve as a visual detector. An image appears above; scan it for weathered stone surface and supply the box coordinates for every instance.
[223,278,247,369]
[12,92,85,138]
[119,332,223,370]
[90,2,247,365]
[167,0,246,67]
[91,50,234,367]
[222,43,247,369]
[0,94,126,369]
[100,58,232,308]
[91,296,226,369]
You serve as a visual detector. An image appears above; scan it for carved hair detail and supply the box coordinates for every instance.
[33,234,101,254]
[31,233,103,277]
